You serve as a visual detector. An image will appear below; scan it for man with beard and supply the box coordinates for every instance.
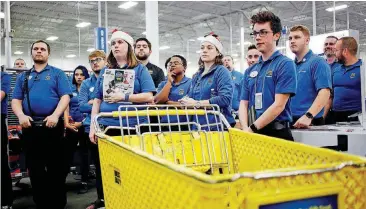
[223,55,243,114]
[332,37,363,122]
[79,50,107,208]
[238,11,297,140]
[246,44,261,67]
[289,25,331,128]
[11,40,72,209]
[134,38,165,88]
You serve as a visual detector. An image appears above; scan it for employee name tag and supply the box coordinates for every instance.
[255,93,263,110]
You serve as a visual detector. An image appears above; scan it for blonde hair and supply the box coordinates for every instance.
[88,50,106,60]
[290,25,311,38]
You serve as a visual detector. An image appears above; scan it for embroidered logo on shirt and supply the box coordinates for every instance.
[45,75,51,80]
[179,89,185,95]
[266,70,273,77]
[250,71,258,78]
[350,73,356,79]
[148,70,153,74]
[89,87,95,92]
[28,75,33,80]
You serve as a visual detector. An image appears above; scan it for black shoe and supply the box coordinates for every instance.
[1,206,13,209]
[78,182,88,194]
[86,199,104,209]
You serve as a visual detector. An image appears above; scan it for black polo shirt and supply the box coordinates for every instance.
[146,62,165,88]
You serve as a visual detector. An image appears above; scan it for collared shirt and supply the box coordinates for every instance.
[241,50,297,122]
[332,59,363,112]
[69,84,84,122]
[330,61,342,73]
[188,64,235,129]
[1,72,11,115]
[95,64,156,127]
[12,65,72,120]
[291,50,332,118]
[146,62,165,88]
[230,69,244,111]
[79,73,99,132]
[157,76,192,123]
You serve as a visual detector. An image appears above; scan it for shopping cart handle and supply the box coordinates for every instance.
[111,109,208,117]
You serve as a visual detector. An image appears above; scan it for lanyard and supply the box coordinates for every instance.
[254,57,277,94]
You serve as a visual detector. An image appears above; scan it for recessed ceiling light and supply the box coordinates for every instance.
[232,54,239,57]
[237,41,252,46]
[159,46,170,50]
[46,36,58,41]
[197,37,205,41]
[142,31,146,35]
[87,48,95,52]
[119,1,138,9]
[76,22,91,28]
[66,54,76,58]
[0,12,4,19]
[189,39,195,42]
[196,50,201,53]
[14,51,23,55]
[326,4,348,12]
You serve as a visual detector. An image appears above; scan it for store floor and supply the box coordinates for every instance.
[12,174,98,209]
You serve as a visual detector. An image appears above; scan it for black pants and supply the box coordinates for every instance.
[292,116,325,126]
[333,110,359,123]
[1,114,13,206]
[257,121,294,141]
[23,119,68,209]
[65,126,89,182]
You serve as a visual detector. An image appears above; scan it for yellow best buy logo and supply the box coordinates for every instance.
[179,89,185,95]
[266,70,273,77]
[350,73,355,78]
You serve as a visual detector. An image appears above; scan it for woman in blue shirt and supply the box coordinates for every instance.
[89,30,155,143]
[179,33,235,130]
[63,65,89,193]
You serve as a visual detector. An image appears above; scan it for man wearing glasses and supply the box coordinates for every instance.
[78,50,107,205]
[246,44,261,67]
[332,37,363,123]
[238,11,297,141]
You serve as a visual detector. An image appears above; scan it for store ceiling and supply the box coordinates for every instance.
[5,1,366,66]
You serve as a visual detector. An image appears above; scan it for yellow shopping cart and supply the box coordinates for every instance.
[94,105,366,209]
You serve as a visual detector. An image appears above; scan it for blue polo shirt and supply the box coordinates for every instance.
[95,64,156,127]
[1,72,11,115]
[12,65,72,120]
[330,61,342,73]
[79,74,99,133]
[332,59,363,112]
[69,84,84,122]
[230,70,244,111]
[157,76,192,123]
[188,64,235,130]
[241,50,297,122]
[291,50,332,118]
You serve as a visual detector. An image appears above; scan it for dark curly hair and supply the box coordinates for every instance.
[250,11,282,46]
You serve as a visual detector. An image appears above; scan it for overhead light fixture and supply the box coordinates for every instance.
[197,37,205,41]
[14,51,24,55]
[87,48,95,52]
[66,54,76,58]
[277,46,286,50]
[142,31,146,35]
[196,50,201,53]
[365,19,366,21]
[0,12,4,19]
[189,39,195,42]
[119,1,138,9]
[237,41,252,46]
[326,4,348,12]
[188,62,192,64]
[46,36,58,41]
[232,54,239,57]
[76,22,91,28]
[159,46,170,50]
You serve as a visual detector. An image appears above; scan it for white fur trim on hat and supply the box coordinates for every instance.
[110,31,134,47]
[200,35,223,54]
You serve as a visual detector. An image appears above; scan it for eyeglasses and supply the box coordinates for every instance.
[167,61,183,67]
[89,57,103,64]
[250,30,274,38]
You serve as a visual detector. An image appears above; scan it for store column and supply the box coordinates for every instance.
[145,1,159,65]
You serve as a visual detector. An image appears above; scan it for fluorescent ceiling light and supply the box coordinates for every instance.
[196,50,201,53]
[0,12,4,19]
[46,36,58,41]
[142,31,146,35]
[119,1,138,9]
[159,46,170,50]
[188,62,192,64]
[197,37,205,41]
[66,54,76,58]
[14,51,23,55]
[277,46,286,50]
[326,4,348,12]
[232,54,239,57]
[87,48,95,52]
[237,41,252,46]
[189,39,195,42]
[76,22,91,28]
[365,19,366,21]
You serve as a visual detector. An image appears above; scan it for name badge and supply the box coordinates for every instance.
[73,92,78,97]
[255,93,263,110]
[250,71,258,78]
[89,87,95,92]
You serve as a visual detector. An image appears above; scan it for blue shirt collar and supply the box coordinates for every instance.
[294,50,313,64]
[198,64,218,76]
[258,50,281,64]
[30,64,51,73]
[343,59,363,71]
[172,76,189,86]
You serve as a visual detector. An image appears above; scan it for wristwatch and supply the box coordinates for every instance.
[305,112,314,119]
[124,94,130,102]
[195,101,201,108]
[249,123,258,133]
